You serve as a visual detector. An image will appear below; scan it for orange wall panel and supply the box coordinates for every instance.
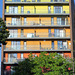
[27,41,40,50]
[64,53,71,58]
[40,41,51,50]
[5,53,8,62]
[17,53,21,59]
[54,41,57,50]
[26,17,39,25]
[54,17,57,25]
[6,17,12,25]
[65,29,70,37]
[23,53,30,58]
[21,17,24,25]
[35,29,48,37]
[67,41,71,49]
[40,17,51,25]
[21,41,24,50]
[6,41,11,50]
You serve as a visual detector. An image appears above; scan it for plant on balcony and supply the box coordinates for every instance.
[0,18,9,44]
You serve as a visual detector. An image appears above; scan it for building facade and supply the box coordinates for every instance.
[2,0,74,75]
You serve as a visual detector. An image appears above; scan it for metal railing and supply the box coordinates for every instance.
[4,58,25,63]
[8,32,70,38]
[5,0,69,3]
[6,21,70,26]
[4,45,71,51]
[5,9,69,14]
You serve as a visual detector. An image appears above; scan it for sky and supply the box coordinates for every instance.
[0,0,2,59]
[0,0,2,74]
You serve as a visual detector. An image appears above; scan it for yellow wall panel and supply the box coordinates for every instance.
[7,0,12,1]
[66,0,69,2]
[35,6,48,14]
[63,5,69,13]
[18,6,21,14]
[51,6,54,13]
[24,6,34,14]
[21,0,24,2]
[6,6,9,13]
[41,0,50,2]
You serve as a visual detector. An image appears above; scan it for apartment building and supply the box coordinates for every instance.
[2,0,74,75]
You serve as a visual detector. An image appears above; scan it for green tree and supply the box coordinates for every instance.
[0,18,9,44]
[31,52,73,75]
[12,52,73,75]
[13,59,33,75]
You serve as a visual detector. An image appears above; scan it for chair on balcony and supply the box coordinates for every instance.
[27,11,30,14]
[8,23,11,26]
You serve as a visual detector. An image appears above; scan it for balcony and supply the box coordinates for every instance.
[5,9,69,15]
[4,58,25,64]
[6,21,70,28]
[7,32,70,39]
[5,0,69,4]
[4,45,71,52]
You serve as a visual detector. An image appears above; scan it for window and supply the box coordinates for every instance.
[24,18,27,25]
[21,6,24,13]
[32,0,35,2]
[12,18,20,25]
[48,6,51,13]
[48,29,51,37]
[8,53,17,62]
[60,29,65,37]
[9,6,18,13]
[51,17,54,25]
[37,0,40,2]
[57,18,61,25]
[24,41,26,50]
[21,53,24,59]
[17,41,20,50]
[11,41,20,50]
[58,41,63,49]
[52,41,54,49]
[54,29,65,37]
[63,41,67,49]
[54,29,60,37]
[54,6,62,13]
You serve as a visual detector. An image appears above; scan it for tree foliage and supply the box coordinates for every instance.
[31,52,73,75]
[13,59,33,75]
[13,52,73,75]
[0,18,9,44]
